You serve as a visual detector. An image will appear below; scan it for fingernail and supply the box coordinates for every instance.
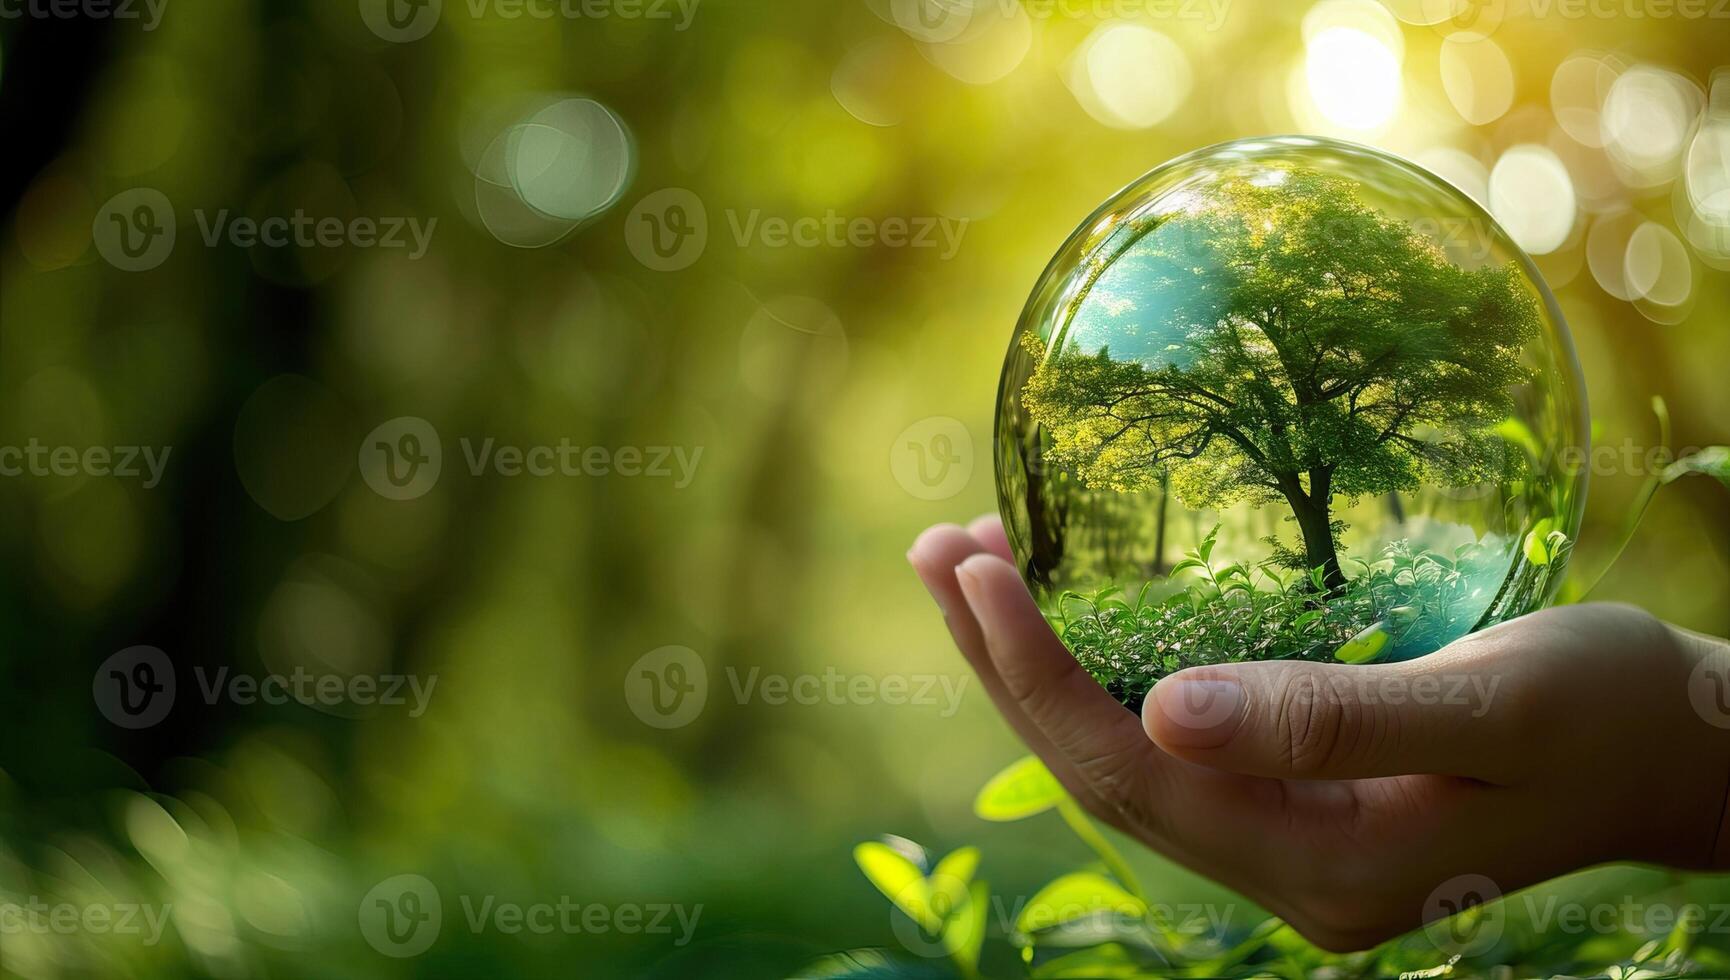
[953,556,990,606]
[1150,678,1244,748]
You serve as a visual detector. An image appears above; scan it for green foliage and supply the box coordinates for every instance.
[974,756,1066,822]
[855,839,990,977]
[809,758,1724,979]
[1019,169,1540,585]
[1038,528,1524,710]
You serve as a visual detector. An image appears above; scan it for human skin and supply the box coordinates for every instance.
[908,515,1730,952]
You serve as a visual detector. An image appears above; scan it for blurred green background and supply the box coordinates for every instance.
[1,0,1727,975]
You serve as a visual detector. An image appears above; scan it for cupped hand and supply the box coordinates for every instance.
[909,516,1730,952]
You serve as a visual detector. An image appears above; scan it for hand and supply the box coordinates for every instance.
[909,516,1730,952]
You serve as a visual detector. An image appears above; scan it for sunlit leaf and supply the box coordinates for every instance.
[975,757,1066,822]
[941,879,989,973]
[1016,872,1146,935]
[1167,557,1207,577]
[1335,621,1389,664]
[1523,517,1560,566]
[854,841,936,931]
[930,846,980,921]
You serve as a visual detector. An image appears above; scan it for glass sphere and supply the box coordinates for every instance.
[995,136,1588,712]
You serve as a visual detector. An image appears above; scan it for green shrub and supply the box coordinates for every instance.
[1045,526,1528,711]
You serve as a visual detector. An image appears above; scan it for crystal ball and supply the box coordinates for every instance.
[994,136,1588,712]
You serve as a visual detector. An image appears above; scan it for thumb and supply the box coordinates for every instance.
[1140,658,1524,781]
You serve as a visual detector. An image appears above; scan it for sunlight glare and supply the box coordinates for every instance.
[1305,27,1402,131]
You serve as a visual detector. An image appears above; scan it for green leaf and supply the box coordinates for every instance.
[940,879,989,974]
[929,846,980,922]
[931,846,979,890]
[854,841,937,932]
[1167,557,1207,578]
[1522,517,1566,567]
[1199,524,1220,562]
[1292,609,1324,629]
[1664,447,1730,489]
[975,756,1066,822]
[1335,621,1390,664]
[1016,872,1147,935]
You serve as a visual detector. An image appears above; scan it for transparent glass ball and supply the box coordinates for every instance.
[995,136,1588,712]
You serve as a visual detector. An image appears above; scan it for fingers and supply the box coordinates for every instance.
[1143,646,1530,783]
[953,552,1155,782]
[965,513,1015,563]
[909,520,1296,872]
[907,523,1119,814]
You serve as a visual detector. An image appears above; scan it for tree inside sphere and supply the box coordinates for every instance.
[995,136,1588,712]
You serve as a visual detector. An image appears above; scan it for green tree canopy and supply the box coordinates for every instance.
[1022,170,1539,588]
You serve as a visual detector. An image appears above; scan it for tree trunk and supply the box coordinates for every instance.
[1023,433,1064,586]
[1151,472,1170,575]
[1276,472,1347,593]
